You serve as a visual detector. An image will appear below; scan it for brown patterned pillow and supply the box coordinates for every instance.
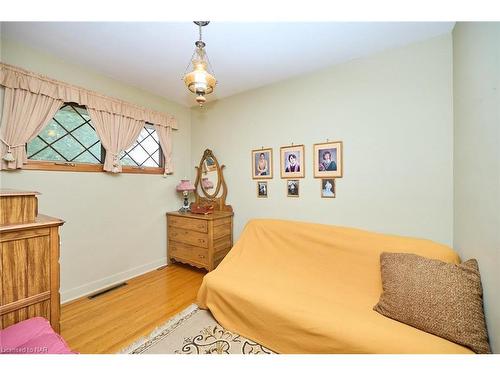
[373,252,491,353]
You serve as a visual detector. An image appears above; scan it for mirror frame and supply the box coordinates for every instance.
[193,149,232,212]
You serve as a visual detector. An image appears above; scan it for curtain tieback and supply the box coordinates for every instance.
[0,137,24,162]
[111,152,120,174]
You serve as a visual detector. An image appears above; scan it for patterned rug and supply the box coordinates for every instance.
[119,304,274,354]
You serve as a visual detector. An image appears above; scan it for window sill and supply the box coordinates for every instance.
[23,161,164,175]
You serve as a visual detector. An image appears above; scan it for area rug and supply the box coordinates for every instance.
[119,304,274,354]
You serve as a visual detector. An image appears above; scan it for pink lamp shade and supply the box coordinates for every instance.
[176,179,195,192]
[201,177,214,189]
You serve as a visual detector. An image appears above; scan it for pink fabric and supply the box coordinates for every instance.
[0,317,75,354]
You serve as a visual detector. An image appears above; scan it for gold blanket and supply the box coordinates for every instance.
[197,219,473,354]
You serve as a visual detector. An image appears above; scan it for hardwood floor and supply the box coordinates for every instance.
[60,264,206,354]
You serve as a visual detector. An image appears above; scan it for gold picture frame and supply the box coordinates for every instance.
[313,141,343,178]
[287,179,299,197]
[257,181,268,198]
[321,178,336,198]
[280,144,305,179]
[251,148,273,179]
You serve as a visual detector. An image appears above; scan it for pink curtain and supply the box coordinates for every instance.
[88,109,145,173]
[0,88,63,170]
[154,124,174,174]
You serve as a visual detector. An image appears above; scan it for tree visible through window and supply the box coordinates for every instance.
[27,103,102,163]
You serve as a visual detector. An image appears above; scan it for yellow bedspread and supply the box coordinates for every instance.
[197,219,473,354]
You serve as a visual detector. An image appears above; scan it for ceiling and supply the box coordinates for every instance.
[1,22,454,107]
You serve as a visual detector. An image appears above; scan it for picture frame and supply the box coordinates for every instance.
[251,148,273,179]
[257,181,268,198]
[321,178,336,198]
[313,141,343,178]
[287,179,300,197]
[280,144,305,179]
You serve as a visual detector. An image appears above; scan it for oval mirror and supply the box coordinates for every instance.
[193,149,232,212]
[198,151,221,199]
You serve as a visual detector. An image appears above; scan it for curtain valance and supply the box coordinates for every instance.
[0,63,178,130]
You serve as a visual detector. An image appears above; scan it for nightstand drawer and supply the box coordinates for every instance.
[168,216,208,233]
[168,226,209,248]
[169,241,208,265]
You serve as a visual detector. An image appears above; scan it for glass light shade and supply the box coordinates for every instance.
[183,60,216,95]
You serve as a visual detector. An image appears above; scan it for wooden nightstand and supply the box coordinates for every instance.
[166,211,234,271]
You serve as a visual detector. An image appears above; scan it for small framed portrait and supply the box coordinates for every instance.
[252,148,273,179]
[287,180,300,197]
[313,141,343,178]
[204,156,217,172]
[257,181,268,198]
[321,178,336,198]
[280,144,305,179]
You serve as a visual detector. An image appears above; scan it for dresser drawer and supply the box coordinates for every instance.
[168,216,208,233]
[169,241,208,265]
[213,224,231,240]
[213,217,232,227]
[214,235,232,252]
[168,226,209,248]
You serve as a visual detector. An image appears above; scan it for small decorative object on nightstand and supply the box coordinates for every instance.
[176,179,195,212]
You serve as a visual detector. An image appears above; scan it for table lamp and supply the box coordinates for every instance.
[176,179,195,212]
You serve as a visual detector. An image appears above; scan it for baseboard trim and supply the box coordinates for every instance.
[61,258,167,304]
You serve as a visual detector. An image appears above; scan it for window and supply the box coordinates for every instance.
[121,126,162,168]
[25,103,163,174]
[27,103,103,164]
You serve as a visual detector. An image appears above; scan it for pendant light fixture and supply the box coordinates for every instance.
[183,21,217,107]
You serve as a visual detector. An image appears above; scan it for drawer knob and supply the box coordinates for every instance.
[199,255,205,259]
[198,239,205,244]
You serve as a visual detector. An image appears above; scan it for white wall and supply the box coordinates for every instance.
[453,22,500,353]
[0,37,192,302]
[191,34,454,246]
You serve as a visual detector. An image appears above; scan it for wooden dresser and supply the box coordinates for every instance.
[0,189,64,333]
[167,211,233,271]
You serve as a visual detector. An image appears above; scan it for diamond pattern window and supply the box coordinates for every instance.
[120,126,162,168]
[27,103,103,164]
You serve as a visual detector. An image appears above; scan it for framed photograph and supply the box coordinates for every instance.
[287,180,299,197]
[204,156,217,172]
[280,144,305,179]
[321,178,336,198]
[251,148,273,179]
[257,181,268,198]
[313,141,343,178]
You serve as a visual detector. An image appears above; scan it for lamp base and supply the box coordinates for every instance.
[179,193,190,212]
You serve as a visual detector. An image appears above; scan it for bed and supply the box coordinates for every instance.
[197,219,473,354]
